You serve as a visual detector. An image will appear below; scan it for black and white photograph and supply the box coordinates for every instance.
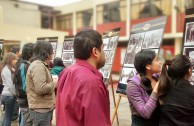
[142,28,163,49]
[105,51,114,64]
[184,47,194,63]
[184,22,194,46]
[103,38,110,50]
[63,41,74,51]
[119,67,136,84]
[107,36,118,50]
[63,62,73,67]
[129,32,144,48]
[51,42,57,51]
[123,45,141,67]
[99,65,112,79]
[62,52,74,62]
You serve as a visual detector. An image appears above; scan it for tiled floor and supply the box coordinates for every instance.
[0,85,132,126]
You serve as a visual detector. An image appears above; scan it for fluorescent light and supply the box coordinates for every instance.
[19,0,82,7]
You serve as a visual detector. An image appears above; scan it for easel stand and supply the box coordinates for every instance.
[111,93,127,125]
[109,74,119,126]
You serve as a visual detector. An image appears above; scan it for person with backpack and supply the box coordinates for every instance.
[14,43,34,126]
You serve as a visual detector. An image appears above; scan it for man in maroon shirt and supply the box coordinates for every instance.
[56,29,111,126]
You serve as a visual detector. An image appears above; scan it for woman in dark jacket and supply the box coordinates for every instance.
[158,55,194,126]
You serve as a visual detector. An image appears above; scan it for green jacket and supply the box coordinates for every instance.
[50,66,64,76]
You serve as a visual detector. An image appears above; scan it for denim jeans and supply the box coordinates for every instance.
[12,99,19,120]
[20,109,32,126]
[29,109,53,126]
[2,95,15,126]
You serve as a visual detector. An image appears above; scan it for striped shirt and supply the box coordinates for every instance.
[126,75,158,119]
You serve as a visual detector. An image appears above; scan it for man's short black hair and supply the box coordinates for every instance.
[33,41,53,61]
[74,29,103,60]
[10,46,20,54]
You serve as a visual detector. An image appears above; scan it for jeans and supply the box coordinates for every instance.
[2,95,15,126]
[12,99,19,120]
[20,109,32,126]
[29,109,53,126]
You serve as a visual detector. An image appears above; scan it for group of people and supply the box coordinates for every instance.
[126,50,194,126]
[0,29,193,126]
[0,42,65,126]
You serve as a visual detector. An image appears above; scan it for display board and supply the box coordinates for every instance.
[61,36,74,67]
[182,8,194,85]
[37,37,58,60]
[116,16,167,95]
[99,28,120,85]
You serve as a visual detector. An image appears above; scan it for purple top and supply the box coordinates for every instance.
[126,75,158,119]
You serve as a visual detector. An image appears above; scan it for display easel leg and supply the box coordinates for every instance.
[111,95,121,125]
[110,76,119,126]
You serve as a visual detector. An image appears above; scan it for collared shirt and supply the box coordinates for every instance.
[56,59,111,126]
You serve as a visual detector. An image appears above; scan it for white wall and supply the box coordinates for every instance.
[0,23,69,57]
[0,0,41,28]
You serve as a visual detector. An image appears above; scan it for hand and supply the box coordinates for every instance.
[52,75,58,88]
[153,80,160,93]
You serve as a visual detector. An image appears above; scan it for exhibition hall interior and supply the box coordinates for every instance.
[0,0,194,126]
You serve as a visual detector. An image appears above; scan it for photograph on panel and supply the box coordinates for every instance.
[119,67,136,84]
[184,47,194,63]
[142,28,164,49]
[63,41,74,51]
[105,50,114,64]
[62,52,74,62]
[129,32,144,48]
[123,46,141,67]
[103,38,110,50]
[184,22,194,46]
[51,42,57,51]
[123,33,145,67]
[99,65,112,79]
[63,62,72,67]
[107,36,118,50]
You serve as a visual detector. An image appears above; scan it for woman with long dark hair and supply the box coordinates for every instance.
[126,50,162,126]
[158,55,194,125]
[0,52,17,126]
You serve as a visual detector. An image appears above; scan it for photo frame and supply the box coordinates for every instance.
[62,52,74,62]
[184,22,194,46]
[119,67,136,84]
[142,28,164,49]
